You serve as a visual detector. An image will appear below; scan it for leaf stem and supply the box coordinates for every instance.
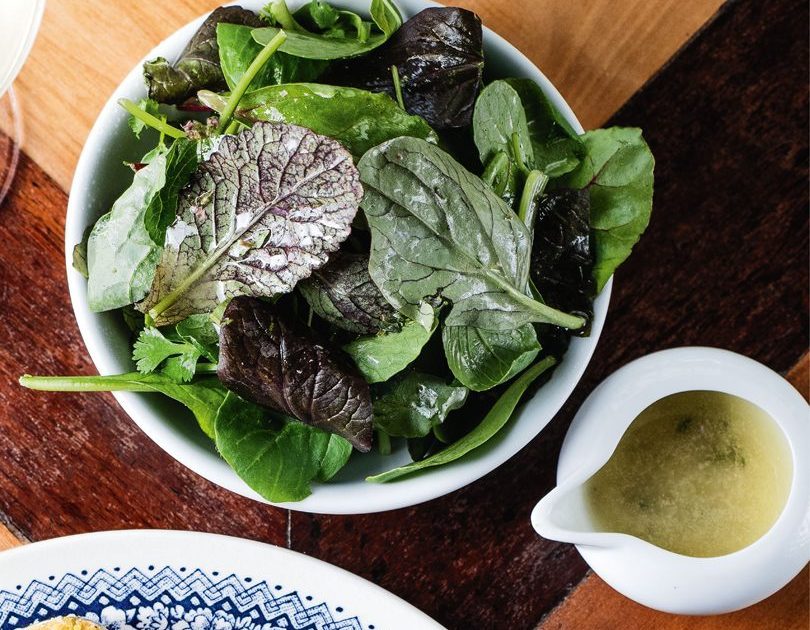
[518,169,549,228]
[218,30,287,132]
[511,132,531,175]
[481,152,509,188]
[224,120,242,135]
[118,99,184,139]
[377,430,392,455]
[19,374,155,392]
[263,0,303,32]
[492,273,585,329]
[391,65,405,110]
[195,362,219,374]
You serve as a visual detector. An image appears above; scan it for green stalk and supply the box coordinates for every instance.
[263,0,303,31]
[194,363,219,375]
[391,65,405,110]
[491,272,585,329]
[218,30,287,132]
[224,120,242,135]
[481,152,509,187]
[377,430,392,455]
[20,374,156,392]
[510,132,531,175]
[518,169,549,228]
[119,99,184,139]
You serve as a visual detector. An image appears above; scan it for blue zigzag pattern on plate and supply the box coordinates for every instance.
[0,566,364,630]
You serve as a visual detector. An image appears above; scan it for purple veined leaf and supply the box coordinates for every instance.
[138,121,363,326]
[217,296,373,451]
[298,251,403,335]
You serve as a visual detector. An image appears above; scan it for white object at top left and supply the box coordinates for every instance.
[0,0,46,97]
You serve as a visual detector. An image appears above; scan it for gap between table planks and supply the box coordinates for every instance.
[3,0,723,192]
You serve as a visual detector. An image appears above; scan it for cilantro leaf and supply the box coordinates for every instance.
[132,327,202,382]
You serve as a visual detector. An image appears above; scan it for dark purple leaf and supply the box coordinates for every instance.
[144,6,264,104]
[298,251,402,335]
[324,7,484,129]
[217,296,373,451]
[531,188,595,334]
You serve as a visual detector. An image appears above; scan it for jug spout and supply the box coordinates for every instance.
[531,480,612,547]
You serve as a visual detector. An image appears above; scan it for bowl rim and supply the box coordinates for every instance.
[65,0,612,514]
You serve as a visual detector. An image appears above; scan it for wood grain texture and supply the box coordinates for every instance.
[4,0,722,191]
[540,352,810,630]
[0,524,23,552]
[0,151,290,547]
[542,567,809,630]
[0,0,806,628]
[287,0,809,626]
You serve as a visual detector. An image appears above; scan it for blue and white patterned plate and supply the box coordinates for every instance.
[0,530,442,630]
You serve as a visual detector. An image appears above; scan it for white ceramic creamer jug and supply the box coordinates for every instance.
[532,347,810,615]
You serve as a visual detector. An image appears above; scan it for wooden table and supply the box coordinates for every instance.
[0,0,807,627]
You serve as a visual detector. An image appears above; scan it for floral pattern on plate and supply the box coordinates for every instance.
[0,566,364,630]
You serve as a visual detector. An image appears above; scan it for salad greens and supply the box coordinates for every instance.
[367,356,556,482]
[344,309,437,383]
[139,122,362,326]
[214,392,352,502]
[217,296,373,451]
[217,23,328,91]
[85,153,169,312]
[373,371,468,438]
[21,1,654,502]
[145,6,265,104]
[253,0,401,59]
[324,6,484,128]
[358,137,585,331]
[199,82,437,157]
[556,127,654,291]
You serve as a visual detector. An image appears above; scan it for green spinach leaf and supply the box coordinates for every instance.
[442,323,540,391]
[556,127,654,291]
[473,80,533,175]
[504,78,584,178]
[373,371,468,437]
[214,391,352,502]
[199,83,436,159]
[343,306,437,384]
[143,138,198,245]
[367,356,555,482]
[473,79,584,189]
[139,122,362,326]
[358,137,585,332]
[86,154,168,312]
[217,23,327,92]
[253,0,401,60]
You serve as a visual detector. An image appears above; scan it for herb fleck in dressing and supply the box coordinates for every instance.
[586,391,792,557]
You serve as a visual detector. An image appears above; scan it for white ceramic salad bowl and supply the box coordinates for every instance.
[65,0,611,514]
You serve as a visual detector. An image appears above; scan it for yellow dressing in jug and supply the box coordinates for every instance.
[586,391,793,557]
